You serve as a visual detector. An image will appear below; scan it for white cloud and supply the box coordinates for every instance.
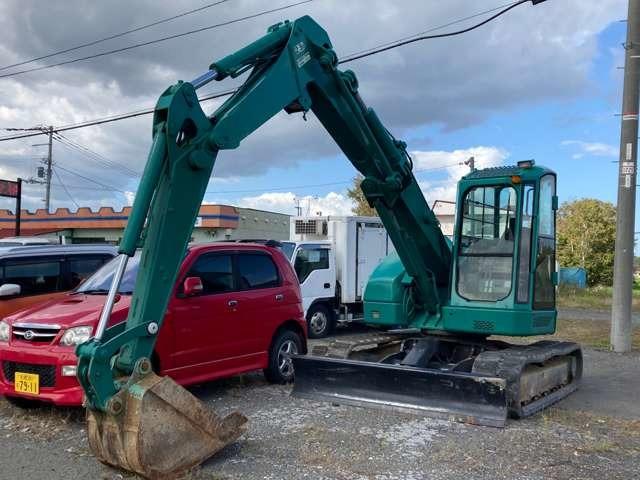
[413,146,509,203]
[239,191,353,216]
[561,140,618,157]
[124,191,136,205]
[0,0,625,211]
[237,146,507,215]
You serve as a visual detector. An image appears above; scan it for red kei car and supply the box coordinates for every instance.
[0,242,307,406]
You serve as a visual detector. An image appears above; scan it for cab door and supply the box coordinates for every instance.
[169,252,238,371]
[234,251,286,355]
[292,245,333,314]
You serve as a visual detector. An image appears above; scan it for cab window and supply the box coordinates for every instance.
[1,259,62,296]
[237,253,280,290]
[517,185,534,303]
[457,185,517,301]
[293,246,329,284]
[188,254,234,295]
[534,175,556,309]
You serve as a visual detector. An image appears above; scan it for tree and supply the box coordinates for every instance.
[557,199,616,286]
[346,175,376,216]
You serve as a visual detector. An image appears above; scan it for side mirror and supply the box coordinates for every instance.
[0,283,21,297]
[183,277,203,297]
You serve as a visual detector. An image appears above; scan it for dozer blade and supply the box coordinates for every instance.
[87,373,248,480]
[292,355,508,427]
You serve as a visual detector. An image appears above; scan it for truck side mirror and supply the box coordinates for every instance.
[183,277,203,297]
[0,283,21,297]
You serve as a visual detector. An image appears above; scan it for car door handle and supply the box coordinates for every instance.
[228,300,238,307]
[275,294,284,301]
[323,283,331,289]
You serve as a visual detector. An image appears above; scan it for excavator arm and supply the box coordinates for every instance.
[77,15,449,412]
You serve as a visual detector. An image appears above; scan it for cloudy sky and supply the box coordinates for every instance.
[0,0,629,219]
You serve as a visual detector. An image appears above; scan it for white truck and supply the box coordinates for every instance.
[281,216,394,338]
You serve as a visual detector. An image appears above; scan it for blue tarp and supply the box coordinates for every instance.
[559,267,587,288]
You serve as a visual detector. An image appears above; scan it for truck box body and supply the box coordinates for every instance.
[290,216,393,307]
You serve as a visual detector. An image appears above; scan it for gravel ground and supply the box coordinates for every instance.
[0,331,638,479]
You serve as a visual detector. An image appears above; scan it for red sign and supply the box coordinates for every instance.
[0,179,18,198]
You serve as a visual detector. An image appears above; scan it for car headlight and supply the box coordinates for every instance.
[60,326,93,346]
[0,321,9,342]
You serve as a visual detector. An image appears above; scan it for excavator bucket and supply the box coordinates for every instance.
[292,355,508,427]
[86,373,247,480]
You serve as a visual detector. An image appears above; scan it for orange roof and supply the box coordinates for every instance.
[0,205,239,236]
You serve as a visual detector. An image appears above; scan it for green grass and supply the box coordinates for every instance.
[557,285,640,310]
[553,318,640,350]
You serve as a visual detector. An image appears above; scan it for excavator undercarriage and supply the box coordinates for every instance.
[293,334,582,427]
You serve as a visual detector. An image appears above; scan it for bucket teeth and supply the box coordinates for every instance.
[87,373,248,479]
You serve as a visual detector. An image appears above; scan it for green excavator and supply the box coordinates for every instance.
[75,12,581,480]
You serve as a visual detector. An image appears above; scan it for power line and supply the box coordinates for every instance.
[339,1,519,62]
[0,1,539,143]
[47,182,115,191]
[0,0,314,79]
[339,0,532,64]
[53,133,142,178]
[52,167,80,209]
[0,0,234,72]
[203,161,472,195]
[0,88,236,142]
[27,160,470,196]
[55,164,127,193]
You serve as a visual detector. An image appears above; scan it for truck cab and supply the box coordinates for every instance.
[286,216,393,338]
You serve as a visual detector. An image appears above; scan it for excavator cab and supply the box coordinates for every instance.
[443,160,558,336]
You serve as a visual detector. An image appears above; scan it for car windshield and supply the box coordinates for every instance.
[76,252,140,294]
[279,241,296,261]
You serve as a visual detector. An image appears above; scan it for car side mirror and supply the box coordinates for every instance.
[183,277,203,297]
[0,283,20,297]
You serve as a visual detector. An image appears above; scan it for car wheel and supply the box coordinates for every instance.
[4,395,40,409]
[306,304,335,339]
[264,330,302,384]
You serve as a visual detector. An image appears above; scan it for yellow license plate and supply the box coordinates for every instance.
[14,372,39,395]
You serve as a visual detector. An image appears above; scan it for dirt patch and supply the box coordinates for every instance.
[499,318,639,351]
[0,400,85,442]
[553,318,639,350]
[543,408,640,455]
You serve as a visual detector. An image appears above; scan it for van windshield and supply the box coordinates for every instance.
[75,252,140,295]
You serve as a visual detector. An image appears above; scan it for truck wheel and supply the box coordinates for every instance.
[306,304,334,339]
[264,330,302,384]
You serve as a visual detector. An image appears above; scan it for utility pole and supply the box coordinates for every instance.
[15,178,21,236]
[611,0,640,353]
[45,126,53,213]
[31,125,54,212]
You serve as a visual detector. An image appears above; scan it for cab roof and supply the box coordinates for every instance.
[462,163,555,183]
[0,243,117,259]
[186,241,281,254]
